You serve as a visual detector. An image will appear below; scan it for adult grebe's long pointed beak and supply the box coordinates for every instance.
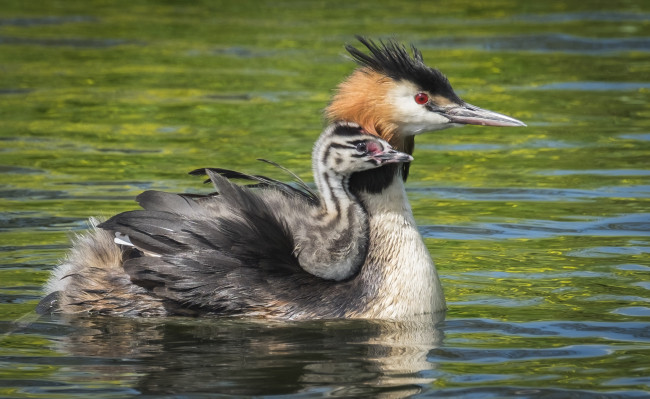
[444,103,527,127]
[374,149,414,165]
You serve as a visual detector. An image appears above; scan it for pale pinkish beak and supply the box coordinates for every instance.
[444,103,526,127]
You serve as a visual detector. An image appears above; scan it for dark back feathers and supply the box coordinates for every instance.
[98,169,330,315]
[190,163,319,205]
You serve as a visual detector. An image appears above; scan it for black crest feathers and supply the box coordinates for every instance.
[346,36,462,103]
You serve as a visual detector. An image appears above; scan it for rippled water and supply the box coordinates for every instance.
[1,1,649,397]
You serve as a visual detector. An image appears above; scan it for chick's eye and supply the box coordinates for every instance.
[355,142,367,153]
[366,141,381,154]
[414,92,429,105]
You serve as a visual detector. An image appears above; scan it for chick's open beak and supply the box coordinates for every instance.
[374,149,414,164]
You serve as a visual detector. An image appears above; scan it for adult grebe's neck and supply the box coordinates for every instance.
[351,167,446,319]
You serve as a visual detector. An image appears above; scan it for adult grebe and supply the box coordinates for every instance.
[38,38,525,319]
[40,123,423,318]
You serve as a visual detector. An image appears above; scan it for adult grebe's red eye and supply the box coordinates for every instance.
[414,92,429,105]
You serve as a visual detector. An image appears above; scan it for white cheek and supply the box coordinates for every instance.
[388,84,452,135]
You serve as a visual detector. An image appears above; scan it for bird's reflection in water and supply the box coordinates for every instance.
[46,311,445,397]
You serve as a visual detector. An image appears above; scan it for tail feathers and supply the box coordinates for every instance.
[40,218,165,316]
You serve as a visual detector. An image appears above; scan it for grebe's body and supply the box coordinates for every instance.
[39,38,524,319]
[40,123,442,319]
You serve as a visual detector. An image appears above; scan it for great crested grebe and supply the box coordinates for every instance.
[39,123,415,317]
[38,37,525,319]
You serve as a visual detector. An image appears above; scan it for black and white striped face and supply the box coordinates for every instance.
[314,122,414,176]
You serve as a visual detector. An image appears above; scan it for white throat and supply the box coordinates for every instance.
[357,176,446,319]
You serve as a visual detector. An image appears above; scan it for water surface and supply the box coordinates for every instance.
[1,0,649,397]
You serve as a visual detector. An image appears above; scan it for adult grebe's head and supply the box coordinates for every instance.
[326,37,526,151]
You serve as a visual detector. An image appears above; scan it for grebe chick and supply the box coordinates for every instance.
[39,123,419,318]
